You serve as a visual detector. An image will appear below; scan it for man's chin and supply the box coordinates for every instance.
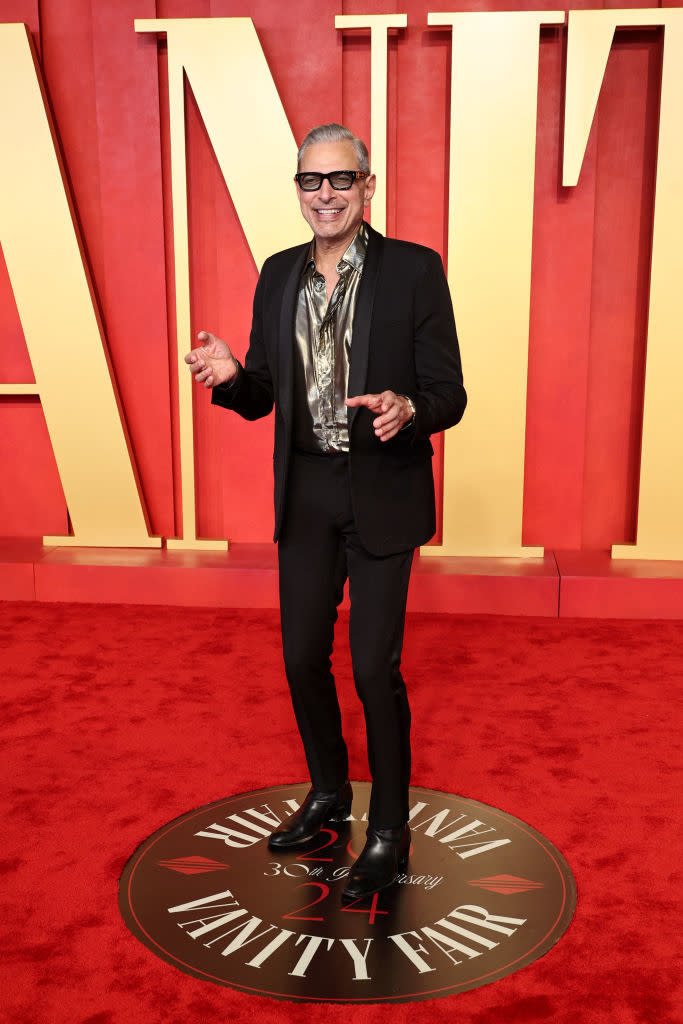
[310,216,362,246]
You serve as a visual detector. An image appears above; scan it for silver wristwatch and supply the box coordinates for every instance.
[404,396,416,427]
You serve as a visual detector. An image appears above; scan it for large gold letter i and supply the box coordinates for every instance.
[425,11,563,558]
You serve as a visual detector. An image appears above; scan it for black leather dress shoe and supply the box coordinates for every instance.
[268,781,352,850]
[342,823,410,901]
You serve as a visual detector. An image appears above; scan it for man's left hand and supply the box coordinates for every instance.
[345,391,414,442]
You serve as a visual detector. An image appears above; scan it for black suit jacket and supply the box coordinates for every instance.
[212,224,466,556]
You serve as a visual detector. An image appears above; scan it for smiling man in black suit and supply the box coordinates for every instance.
[185,123,466,901]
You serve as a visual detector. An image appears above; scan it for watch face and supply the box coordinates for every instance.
[119,782,576,1003]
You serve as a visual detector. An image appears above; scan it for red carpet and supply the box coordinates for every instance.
[0,601,680,1023]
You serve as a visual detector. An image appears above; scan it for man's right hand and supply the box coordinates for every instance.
[185,331,239,389]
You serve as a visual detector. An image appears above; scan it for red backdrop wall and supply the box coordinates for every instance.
[0,0,678,551]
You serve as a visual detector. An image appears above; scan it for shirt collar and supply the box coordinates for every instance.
[338,221,368,273]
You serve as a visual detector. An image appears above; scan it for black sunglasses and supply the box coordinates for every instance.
[294,170,368,191]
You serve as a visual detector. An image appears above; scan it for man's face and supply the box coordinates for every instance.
[296,140,376,250]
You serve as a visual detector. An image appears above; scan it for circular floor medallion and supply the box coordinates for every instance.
[119,782,576,1003]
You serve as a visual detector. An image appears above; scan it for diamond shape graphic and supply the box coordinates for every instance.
[158,855,230,875]
[467,873,544,895]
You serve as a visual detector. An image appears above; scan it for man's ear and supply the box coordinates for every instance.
[363,173,377,206]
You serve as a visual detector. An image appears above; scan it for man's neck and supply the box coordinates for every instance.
[313,223,363,275]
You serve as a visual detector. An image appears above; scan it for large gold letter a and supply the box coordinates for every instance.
[0,24,158,547]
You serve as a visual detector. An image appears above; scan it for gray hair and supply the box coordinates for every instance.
[297,123,370,175]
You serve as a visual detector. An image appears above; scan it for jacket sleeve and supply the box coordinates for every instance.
[411,249,467,443]
[211,267,275,421]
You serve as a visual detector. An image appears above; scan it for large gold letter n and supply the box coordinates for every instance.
[135,17,308,550]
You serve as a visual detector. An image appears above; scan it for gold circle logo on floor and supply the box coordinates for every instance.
[119,782,576,1003]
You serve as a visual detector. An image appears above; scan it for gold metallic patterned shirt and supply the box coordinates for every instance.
[292,222,368,453]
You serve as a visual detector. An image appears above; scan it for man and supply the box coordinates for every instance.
[185,123,466,901]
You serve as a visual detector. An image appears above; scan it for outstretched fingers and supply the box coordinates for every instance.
[345,392,382,412]
[346,390,408,441]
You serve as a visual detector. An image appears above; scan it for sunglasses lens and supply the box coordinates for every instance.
[297,173,323,191]
[328,172,355,189]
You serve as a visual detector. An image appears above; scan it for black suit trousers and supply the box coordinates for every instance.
[278,451,414,827]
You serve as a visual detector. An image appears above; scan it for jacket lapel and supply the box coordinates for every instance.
[347,223,382,434]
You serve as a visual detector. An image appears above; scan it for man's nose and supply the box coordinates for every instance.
[318,178,336,201]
